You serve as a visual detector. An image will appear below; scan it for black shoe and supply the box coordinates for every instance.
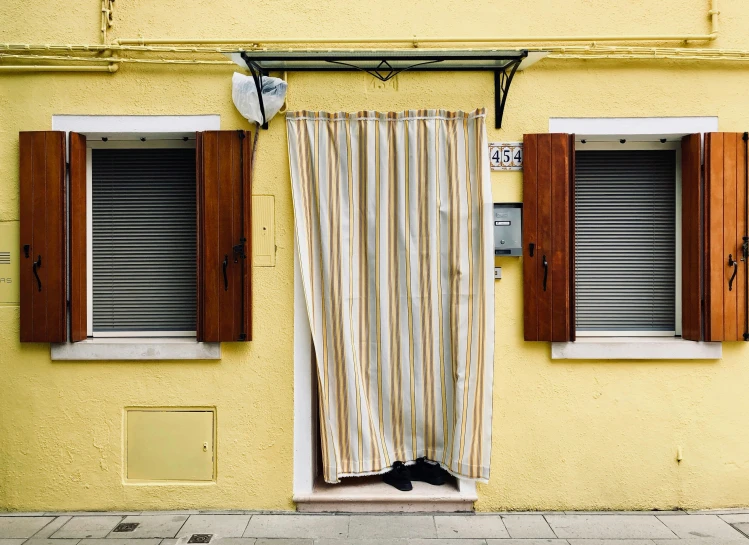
[410,457,448,485]
[382,461,413,491]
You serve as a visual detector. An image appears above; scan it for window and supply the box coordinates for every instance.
[521,118,742,359]
[88,141,197,337]
[19,117,254,359]
[574,142,680,337]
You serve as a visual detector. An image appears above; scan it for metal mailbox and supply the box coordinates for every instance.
[493,203,522,257]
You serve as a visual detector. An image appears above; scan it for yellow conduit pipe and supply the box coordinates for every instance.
[0,64,118,72]
[0,53,231,65]
[7,47,749,64]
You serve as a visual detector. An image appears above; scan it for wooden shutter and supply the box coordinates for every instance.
[196,130,253,342]
[522,133,575,342]
[69,132,87,342]
[19,131,67,342]
[704,132,748,341]
[681,133,703,341]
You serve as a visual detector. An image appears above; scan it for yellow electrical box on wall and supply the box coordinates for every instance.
[252,195,276,267]
[0,221,20,304]
[126,409,215,481]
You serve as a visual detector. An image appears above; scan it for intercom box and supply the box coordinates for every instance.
[493,203,522,257]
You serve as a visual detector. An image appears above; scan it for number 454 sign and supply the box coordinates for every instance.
[489,142,523,171]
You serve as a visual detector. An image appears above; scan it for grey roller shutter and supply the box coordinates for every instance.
[92,148,196,333]
[575,149,676,333]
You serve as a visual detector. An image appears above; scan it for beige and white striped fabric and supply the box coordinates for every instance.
[287,109,494,483]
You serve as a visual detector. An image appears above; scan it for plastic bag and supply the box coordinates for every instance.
[232,72,287,126]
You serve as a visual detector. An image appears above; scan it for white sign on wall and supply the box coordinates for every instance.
[489,142,523,171]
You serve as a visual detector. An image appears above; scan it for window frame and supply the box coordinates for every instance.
[49,114,221,361]
[86,138,198,338]
[547,116,721,360]
[573,139,682,338]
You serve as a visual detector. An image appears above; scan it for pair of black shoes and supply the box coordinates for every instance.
[383,458,449,491]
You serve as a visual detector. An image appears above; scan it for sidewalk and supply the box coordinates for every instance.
[2,511,749,545]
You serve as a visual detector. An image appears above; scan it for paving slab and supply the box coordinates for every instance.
[0,517,56,538]
[657,514,746,539]
[108,515,188,538]
[244,515,347,539]
[567,540,656,545]
[564,511,684,516]
[722,515,749,523]
[80,538,161,545]
[406,538,486,545]
[255,540,313,545]
[545,515,676,540]
[177,515,251,538]
[689,509,749,515]
[162,536,258,545]
[486,540,568,545]
[198,512,254,516]
[32,516,72,539]
[732,522,749,537]
[348,515,435,539]
[315,540,407,545]
[0,540,27,545]
[52,517,124,539]
[44,514,138,518]
[25,538,81,545]
[653,540,749,544]
[410,540,487,545]
[434,515,506,539]
[144,511,200,516]
[501,514,556,538]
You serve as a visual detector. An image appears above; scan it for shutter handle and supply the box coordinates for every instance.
[728,254,738,292]
[222,255,229,292]
[32,255,42,292]
[542,255,548,292]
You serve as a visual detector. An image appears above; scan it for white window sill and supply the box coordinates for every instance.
[51,338,221,361]
[551,337,722,360]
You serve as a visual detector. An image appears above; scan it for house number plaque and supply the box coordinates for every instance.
[489,142,523,171]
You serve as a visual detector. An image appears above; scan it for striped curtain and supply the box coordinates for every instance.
[287,109,494,483]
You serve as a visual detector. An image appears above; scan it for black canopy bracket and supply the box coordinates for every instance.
[494,59,522,129]
[235,49,529,130]
[240,51,269,130]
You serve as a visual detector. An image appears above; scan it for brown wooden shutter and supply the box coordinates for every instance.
[69,132,87,342]
[522,133,575,342]
[19,131,67,343]
[196,130,253,342]
[704,132,748,341]
[681,133,703,341]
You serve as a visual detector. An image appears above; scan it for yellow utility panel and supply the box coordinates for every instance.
[0,221,20,304]
[126,409,214,481]
[252,195,275,267]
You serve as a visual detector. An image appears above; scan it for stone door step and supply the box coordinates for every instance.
[294,474,477,513]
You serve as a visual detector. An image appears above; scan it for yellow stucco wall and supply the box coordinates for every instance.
[2,0,749,512]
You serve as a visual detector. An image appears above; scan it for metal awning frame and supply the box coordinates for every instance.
[237,49,528,129]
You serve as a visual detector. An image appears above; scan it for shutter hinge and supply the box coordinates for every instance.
[238,333,247,341]
[237,130,246,140]
[233,237,247,263]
